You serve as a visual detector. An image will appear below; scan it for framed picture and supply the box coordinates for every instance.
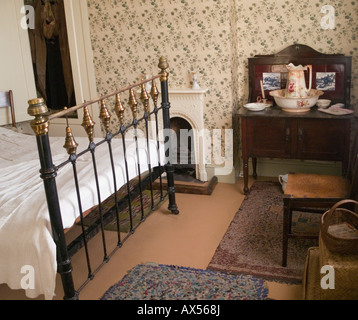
[263,73,281,91]
[316,72,336,91]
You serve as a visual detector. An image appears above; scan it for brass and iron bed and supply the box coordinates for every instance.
[0,57,179,300]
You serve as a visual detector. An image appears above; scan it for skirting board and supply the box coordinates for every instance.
[238,158,342,179]
[206,165,236,184]
[199,158,341,185]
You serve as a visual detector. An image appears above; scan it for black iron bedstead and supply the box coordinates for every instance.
[27,57,179,300]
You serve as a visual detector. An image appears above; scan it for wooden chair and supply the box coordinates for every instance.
[0,90,16,128]
[282,128,358,267]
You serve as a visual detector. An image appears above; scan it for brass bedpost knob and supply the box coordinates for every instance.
[99,100,111,133]
[140,83,150,114]
[63,125,78,155]
[115,94,125,125]
[158,56,169,72]
[129,89,138,119]
[158,56,169,82]
[27,98,49,136]
[150,81,159,106]
[28,98,48,116]
[82,106,95,142]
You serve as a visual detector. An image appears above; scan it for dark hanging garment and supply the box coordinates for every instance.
[28,0,75,110]
[46,36,68,109]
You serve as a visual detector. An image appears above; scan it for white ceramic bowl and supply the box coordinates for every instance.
[244,103,266,112]
[316,99,331,108]
[269,89,324,113]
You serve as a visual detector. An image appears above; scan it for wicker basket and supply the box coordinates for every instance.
[320,199,358,254]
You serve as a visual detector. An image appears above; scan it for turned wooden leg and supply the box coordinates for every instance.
[252,157,257,179]
[243,157,249,194]
[282,198,290,267]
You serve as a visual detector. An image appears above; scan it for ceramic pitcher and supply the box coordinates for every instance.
[285,63,312,98]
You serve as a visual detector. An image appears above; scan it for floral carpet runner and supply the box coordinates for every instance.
[80,178,165,233]
[208,181,319,283]
[101,263,269,300]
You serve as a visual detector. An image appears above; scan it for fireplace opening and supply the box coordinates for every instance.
[170,117,197,182]
[153,90,217,194]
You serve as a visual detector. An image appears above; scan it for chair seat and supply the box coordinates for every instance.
[281,131,358,267]
[284,173,351,199]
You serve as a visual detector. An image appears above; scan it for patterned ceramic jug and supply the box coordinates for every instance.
[285,63,312,98]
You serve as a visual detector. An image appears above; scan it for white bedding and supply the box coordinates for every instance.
[0,127,164,299]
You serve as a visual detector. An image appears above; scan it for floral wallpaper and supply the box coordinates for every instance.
[87,0,358,168]
[87,0,233,132]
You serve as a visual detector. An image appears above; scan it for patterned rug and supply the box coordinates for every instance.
[81,179,166,233]
[208,181,319,283]
[101,263,269,300]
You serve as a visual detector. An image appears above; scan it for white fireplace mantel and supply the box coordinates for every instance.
[162,88,209,181]
[168,88,208,135]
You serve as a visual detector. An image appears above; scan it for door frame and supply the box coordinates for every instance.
[47,0,100,137]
